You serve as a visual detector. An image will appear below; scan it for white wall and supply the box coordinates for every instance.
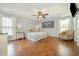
[41,16,72,37]
[77,14,79,47]
[16,16,59,37]
[75,12,79,47]
[16,15,72,37]
[16,17,37,32]
[41,18,59,37]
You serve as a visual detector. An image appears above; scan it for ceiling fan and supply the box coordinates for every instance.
[33,9,48,18]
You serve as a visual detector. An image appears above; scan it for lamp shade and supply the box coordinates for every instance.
[16,24,22,29]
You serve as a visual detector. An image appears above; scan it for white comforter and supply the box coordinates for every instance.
[25,32,47,41]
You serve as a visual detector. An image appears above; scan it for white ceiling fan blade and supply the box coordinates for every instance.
[41,9,48,15]
[42,9,48,12]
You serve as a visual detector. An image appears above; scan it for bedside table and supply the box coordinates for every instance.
[16,32,25,40]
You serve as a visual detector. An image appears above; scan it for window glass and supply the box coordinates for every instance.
[2,17,12,35]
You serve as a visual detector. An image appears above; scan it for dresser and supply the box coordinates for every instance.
[0,33,7,56]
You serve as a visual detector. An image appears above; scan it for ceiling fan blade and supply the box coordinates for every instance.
[43,13,48,15]
[42,16,46,18]
[33,9,48,19]
[33,14,39,16]
[41,12,48,15]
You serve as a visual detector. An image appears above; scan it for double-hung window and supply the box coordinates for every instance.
[2,17,12,35]
[59,18,70,32]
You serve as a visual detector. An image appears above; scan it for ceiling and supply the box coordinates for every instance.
[0,3,71,19]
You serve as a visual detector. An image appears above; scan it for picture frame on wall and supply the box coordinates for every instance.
[42,21,54,28]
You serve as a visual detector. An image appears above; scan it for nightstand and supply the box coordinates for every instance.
[16,32,25,40]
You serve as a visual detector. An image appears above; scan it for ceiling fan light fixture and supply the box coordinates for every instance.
[33,9,48,19]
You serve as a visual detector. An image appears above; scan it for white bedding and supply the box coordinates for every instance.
[25,32,47,41]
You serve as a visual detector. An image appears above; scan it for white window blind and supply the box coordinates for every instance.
[2,17,13,35]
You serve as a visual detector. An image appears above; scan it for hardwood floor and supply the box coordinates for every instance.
[8,36,79,56]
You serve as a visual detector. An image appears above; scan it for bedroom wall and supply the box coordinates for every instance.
[77,14,79,46]
[74,12,79,47]
[41,17,59,37]
[41,16,72,37]
[16,17,37,32]
[16,15,72,37]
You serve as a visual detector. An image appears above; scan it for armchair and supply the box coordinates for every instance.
[59,30,73,40]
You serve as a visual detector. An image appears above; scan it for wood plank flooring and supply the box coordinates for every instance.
[8,36,79,56]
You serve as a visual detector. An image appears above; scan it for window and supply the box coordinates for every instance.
[2,17,12,35]
[60,18,70,32]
